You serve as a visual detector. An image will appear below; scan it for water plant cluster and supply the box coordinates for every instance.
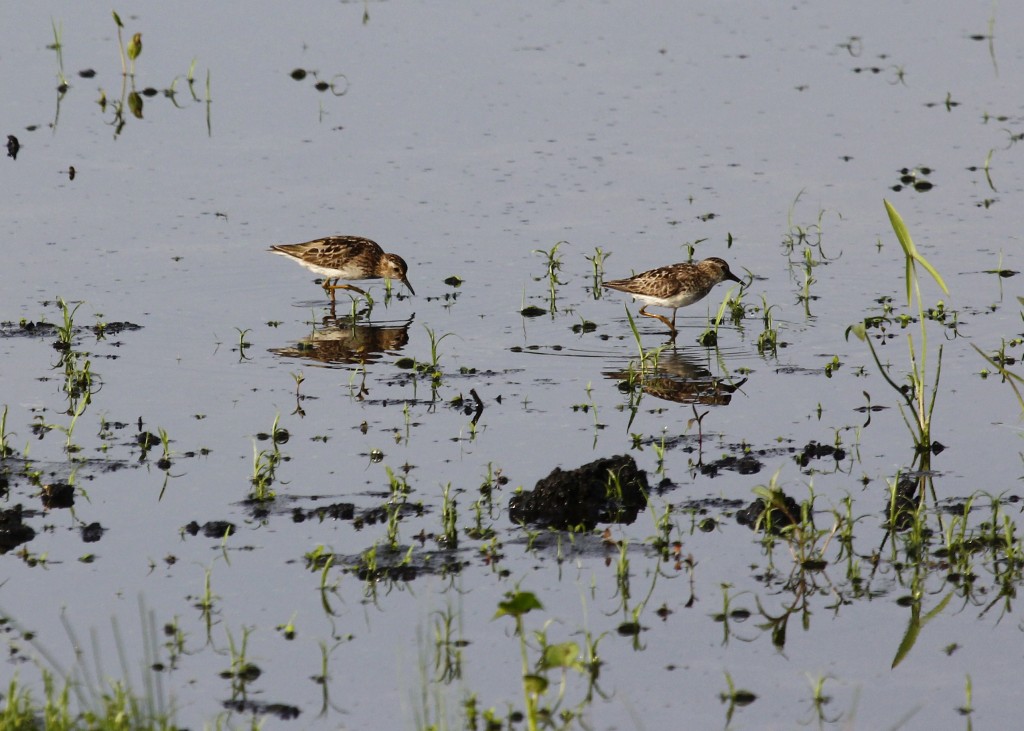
[43,11,212,139]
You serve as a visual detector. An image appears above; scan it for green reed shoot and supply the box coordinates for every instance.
[431,603,464,683]
[624,306,664,375]
[196,563,218,618]
[697,288,735,347]
[61,353,95,413]
[0,405,12,458]
[112,11,128,76]
[223,626,259,695]
[127,32,142,77]
[424,325,452,372]
[781,190,836,262]
[493,590,546,731]
[440,482,458,548]
[757,295,779,356]
[848,201,948,468]
[49,19,68,89]
[678,237,707,262]
[204,69,213,136]
[533,240,567,310]
[585,246,610,298]
[57,396,88,455]
[234,327,252,359]
[797,247,817,316]
[958,674,974,716]
[973,342,1024,411]
[113,12,142,77]
[55,298,82,350]
[156,428,173,469]
[725,289,746,326]
[250,418,284,502]
[249,443,277,501]
[384,466,410,549]
[719,671,757,725]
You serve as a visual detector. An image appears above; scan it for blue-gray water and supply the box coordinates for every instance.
[2,2,1022,728]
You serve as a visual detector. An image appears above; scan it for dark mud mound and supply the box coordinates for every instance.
[509,455,649,530]
[0,505,35,553]
[736,490,804,534]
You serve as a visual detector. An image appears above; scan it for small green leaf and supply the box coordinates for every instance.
[541,641,581,671]
[127,32,142,61]
[494,591,543,619]
[883,200,949,303]
[127,91,143,118]
[523,674,548,694]
[112,10,124,28]
[892,591,952,668]
[891,601,921,669]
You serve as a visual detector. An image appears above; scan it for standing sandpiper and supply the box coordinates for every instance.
[270,235,415,301]
[602,257,742,337]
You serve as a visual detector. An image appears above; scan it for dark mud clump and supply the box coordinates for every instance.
[41,482,76,510]
[0,320,142,339]
[509,455,649,530]
[81,522,105,543]
[794,440,846,468]
[0,505,35,553]
[736,490,804,534]
[222,699,300,721]
[884,476,919,531]
[292,502,356,522]
[184,520,236,538]
[700,453,763,477]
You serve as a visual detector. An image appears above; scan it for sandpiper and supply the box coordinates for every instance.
[602,257,742,337]
[270,235,415,301]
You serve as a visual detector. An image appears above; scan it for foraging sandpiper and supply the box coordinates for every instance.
[602,257,742,337]
[270,235,415,301]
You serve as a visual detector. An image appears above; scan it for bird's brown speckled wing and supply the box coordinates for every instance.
[604,264,695,298]
[272,236,383,267]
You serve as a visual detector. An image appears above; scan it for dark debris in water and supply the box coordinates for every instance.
[1,455,135,500]
[295,502,356,522]
[80,521,105,543]
[0,321,59,338]
[735,491,805,535]
[884,477,919,532]
[509,454,648,530]
[0,320,142,339]
[794,441,846,468]
[333,545,470,583]
[891,166,934,192]
[0,504,35,553]
[40,482,75,510]
[699,438,847,478]
[183,520,236,539]
[700,453,763,477]
[222,698,301,721]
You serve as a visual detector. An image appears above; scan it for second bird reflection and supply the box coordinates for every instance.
[270,315,414,366]
[604,350,746,407]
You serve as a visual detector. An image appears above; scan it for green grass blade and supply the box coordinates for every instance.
[883,200,949,300]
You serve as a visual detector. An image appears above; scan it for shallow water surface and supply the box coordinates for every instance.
[2,2,1024,729]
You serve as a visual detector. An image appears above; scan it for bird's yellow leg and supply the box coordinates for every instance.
[321,278,338,301]
[639,305,677,335]
[324,282,368,297]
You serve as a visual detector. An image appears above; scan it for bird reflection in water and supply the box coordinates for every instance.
[270,314,414,367]
[604,350,746,407]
